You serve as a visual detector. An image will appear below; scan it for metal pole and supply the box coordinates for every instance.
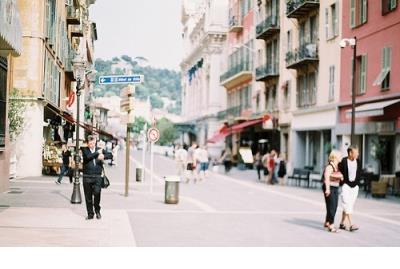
[125,108,131,197]
[71,79,82,204]
[141,123,147,181]
[150,141,154,193]
[351,37,357,145]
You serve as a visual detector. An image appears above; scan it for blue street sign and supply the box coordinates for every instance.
[99,75,144,85]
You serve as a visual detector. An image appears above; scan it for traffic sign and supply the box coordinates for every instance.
[120,97,134,112]
[147,127,160,143]
[99,75,144,85]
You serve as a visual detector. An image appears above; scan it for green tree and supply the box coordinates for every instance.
[150,94,164,109]
[130,116,149,134]
[156,118,178,146]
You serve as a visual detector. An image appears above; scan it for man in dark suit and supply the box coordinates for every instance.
[82,135,113,220]
[338,145,362,231]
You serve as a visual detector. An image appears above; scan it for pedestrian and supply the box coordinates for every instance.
[338,145,361,232]
[195,145,209,181]
[322,149,344,233]
[269,150,278,184]
[81,135,113,220]
[277,153,287,185]
[254,151,263,181]
[112,143,120,166]
[175,144,188,181]
[55,143,73,184]
[261,152,270,183]
[185,142,197,183]
[220,147,232,174]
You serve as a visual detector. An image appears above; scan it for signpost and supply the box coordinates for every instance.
[147,125,160,193]
[100,74,144,197]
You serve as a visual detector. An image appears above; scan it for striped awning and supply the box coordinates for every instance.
[0,0,22,56]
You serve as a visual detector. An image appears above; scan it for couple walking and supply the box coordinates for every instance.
[323,145,360,233]
[175,142,209,183]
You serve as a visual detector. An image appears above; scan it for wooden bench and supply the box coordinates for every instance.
[288,168,311,188]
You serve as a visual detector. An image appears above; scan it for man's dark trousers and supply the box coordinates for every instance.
[83,176,102,217]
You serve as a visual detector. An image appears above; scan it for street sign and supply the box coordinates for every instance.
[120,85,135,97]
[120,97,134,112]
[99,75,144,85]
[147,127,160,143]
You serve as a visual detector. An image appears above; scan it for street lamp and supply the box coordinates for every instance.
[340,37,357,145]
[71,53,85,204]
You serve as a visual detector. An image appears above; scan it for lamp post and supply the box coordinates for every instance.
[340,37,357,145]
[71,54,85,204]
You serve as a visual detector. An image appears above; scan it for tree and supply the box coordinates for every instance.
[8,88,28,142]
[156,118,178,146]
[130,116,149,134]
[150,94,164,109]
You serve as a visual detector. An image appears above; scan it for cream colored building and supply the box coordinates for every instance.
[12,0,98,177]
[180,0,228,156]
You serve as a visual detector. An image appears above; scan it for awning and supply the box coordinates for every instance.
[0,0,22,56]
[231,114,271,132]
[207,125,232,144]
[346,99,400,118]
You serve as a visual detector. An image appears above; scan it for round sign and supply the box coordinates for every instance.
[147,127,160,143]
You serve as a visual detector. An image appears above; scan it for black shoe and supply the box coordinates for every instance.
[339,223,346,230]
[96,212,101,219]
[86,215,94,220]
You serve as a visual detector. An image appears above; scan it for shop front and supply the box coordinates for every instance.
[337,99,400,175]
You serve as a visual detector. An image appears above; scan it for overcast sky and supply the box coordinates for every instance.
[90,0,183,71]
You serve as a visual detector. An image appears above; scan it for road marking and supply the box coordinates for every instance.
[130,156,164,183]
[212,172,400,227]
[125,209,322,215]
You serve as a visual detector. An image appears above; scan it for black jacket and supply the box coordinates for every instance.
[82,147,113,177]
[338,157,362,188]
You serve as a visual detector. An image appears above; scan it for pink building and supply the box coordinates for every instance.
[338,0,400,174]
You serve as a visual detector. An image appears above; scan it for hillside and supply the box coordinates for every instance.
[94,56,181,114]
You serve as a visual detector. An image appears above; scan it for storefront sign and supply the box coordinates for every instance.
[376,121,395,133]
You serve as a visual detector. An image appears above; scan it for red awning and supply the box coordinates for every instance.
[207,125,232,144]
[231,115,271,133]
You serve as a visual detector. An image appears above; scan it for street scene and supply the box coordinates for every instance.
[0,0,400,250]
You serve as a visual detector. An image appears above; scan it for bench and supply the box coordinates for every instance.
[288,168,311,188]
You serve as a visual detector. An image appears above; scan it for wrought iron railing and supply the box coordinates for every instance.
[285,43,318,67]
[255,63,279,80]
[220,61,252,83]
[286,0,320,16]
[256,15,279,36]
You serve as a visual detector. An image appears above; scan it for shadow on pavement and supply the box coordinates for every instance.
[285,218,324,231]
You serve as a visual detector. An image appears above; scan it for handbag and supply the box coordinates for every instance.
[101,167,110,189]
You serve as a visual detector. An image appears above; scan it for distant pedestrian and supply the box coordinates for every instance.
[220,147,232,174]
[175,144,188,181]
[82,135,113,220]
[269,150,278,184]
[277,153,287,185]
[111,143,120,166]
[338,145,361,232]
[254,151,263,181]
[322,150,344,233]
[195,145,209,181]
[55,143,73,184]
[185,142,197,183]
[261,153,270,183]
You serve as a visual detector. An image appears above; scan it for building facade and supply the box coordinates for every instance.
[12,0,98,177]
[0,0,22,191]
[338,0,400,174]
[180,0,229,157]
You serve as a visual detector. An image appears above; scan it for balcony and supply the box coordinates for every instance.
[65,45,76,81]
[71,25,84,37]
[228,16,243,33]
[285,43,318,69]
[220,61,252,89]
[256,15,280,40]
[217,105,242,120]
[66,6,80,25]
[255,63,279,82]
[286,0,320,19]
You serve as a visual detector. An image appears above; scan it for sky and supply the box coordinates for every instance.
[90,0,183,71]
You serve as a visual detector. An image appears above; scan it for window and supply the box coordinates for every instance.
[297,72,317,108]
[0,57,7,149]
[265,85,277,112]
[325,2,339,39]
[283,80,291,110]
[350,0,368,28]
[382,0,397,14]
[354,55,367,94]
[329,66,335,101]
[44,52,61,106]
[373,47,391,90]
[46,0,56,45]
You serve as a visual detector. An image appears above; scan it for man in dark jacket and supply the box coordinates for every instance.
[338,145,362,231]
[82,135,113,220]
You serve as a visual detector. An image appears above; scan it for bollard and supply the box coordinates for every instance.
[164,176,180,204]
[136,167,143,182]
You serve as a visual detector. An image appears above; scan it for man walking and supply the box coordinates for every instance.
[175,144,187,181]
[55,143,73,184]
[338,145,361,231]
[82,135,113,220]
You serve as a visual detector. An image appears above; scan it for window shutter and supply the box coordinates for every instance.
[362,0,368,24]
[391,0,397,9]
[386,47,392,71]
[350,0,356,28]
[334,2,339,36]
[325,8,329,40]
[360,55,367,94]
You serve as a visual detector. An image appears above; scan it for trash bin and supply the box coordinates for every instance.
[136,167,143,182]
[164,176,180,204]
